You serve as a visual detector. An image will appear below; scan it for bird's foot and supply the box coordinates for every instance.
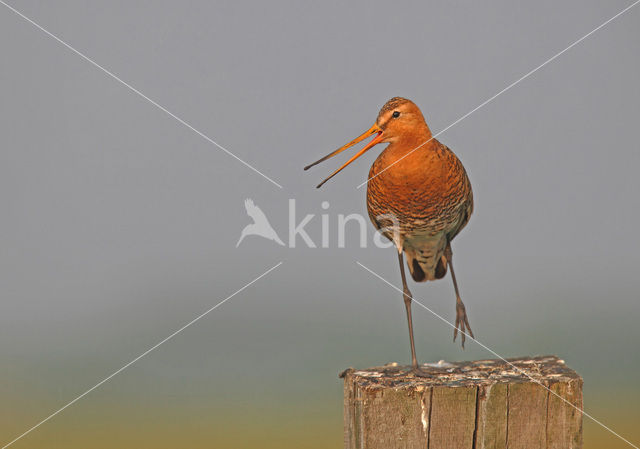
[405,365,433,378]
[453,299,474,349]
[412,367,434,378]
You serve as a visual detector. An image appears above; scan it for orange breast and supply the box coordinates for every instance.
[366,139,473,243]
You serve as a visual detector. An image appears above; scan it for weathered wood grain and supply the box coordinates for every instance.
[547,377,583,449]
[475,382,507,449]
[507,382,548,449]
[429,385,476,449]
[341,355,582,449]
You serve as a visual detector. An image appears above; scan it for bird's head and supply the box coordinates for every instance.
[375,97,430,144]
[304,97,431,188]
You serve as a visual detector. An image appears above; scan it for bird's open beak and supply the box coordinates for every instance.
[304,123,384,188]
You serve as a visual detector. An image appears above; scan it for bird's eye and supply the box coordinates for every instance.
[392,111,400,118]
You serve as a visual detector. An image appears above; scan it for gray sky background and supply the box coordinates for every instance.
[1,1,639,448]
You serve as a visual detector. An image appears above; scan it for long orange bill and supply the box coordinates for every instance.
[304,123,384,188]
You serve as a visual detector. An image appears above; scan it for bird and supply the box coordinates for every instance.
[236,198,285,247]
[305,97,474,372]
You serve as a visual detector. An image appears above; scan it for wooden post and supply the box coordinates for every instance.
[341,355,582,449]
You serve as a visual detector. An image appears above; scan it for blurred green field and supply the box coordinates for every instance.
[2,373,638,448]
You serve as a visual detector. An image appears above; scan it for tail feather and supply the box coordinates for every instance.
[405,242,448,282]
[434,255,448,279]
[410,258,426,282]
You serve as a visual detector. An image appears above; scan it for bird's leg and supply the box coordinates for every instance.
[397,251,420,372]
[444,242,474,348]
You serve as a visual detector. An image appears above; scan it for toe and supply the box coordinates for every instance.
[453,318,460,341]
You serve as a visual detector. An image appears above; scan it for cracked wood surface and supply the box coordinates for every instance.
[341,355,582,449]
